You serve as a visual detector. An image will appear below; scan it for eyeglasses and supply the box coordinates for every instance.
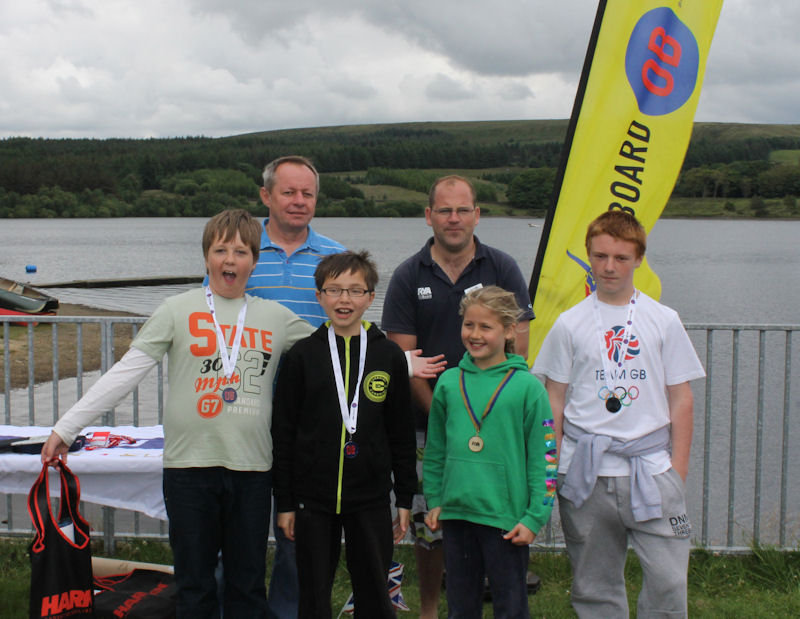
[320,287,372,298]
[431,207,476,218]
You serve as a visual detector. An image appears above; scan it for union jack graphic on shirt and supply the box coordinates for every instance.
[605,325,640,363]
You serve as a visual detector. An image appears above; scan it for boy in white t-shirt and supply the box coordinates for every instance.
[532,210,705,618]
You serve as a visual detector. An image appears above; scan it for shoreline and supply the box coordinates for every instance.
[53,302,140,317]
[2,303,139,391]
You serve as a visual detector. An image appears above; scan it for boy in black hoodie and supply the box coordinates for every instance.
[272,250,416,618]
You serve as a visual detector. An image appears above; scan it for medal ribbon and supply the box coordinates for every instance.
[328,323,367,436]
[459,369,516,434]
[592,290,638,406]
[204,286,248,379]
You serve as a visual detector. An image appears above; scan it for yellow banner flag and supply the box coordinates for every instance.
[528,0,723,363]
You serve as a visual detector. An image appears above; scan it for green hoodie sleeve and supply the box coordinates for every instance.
[519,381,557,535]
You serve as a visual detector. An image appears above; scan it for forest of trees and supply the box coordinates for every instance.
[0,121,798,218]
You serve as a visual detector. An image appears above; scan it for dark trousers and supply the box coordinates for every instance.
[267,501,299,619]
[442,520,530,619]
[294,504,395,619]
[163,467,271,619]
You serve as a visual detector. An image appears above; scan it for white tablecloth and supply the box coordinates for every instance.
[0,425,166,520]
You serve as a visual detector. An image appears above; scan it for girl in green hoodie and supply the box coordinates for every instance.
[423,286,556,618]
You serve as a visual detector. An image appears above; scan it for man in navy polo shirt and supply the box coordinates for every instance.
[381,174,534,618]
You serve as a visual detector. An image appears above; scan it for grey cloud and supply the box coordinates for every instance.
[706,1,800,85]
[356,1,597,77]
[498,81,534,101]
[697,81,800,125]
[425,73,474,101]
[188,0,597,76]
[697,0,800,124]
[188,0,347,46]
[3,0,800,138]
[45,0,93,19]
[325,76,378,100]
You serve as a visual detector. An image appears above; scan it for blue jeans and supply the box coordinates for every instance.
[267,502,299,619]
[442,520,530,619]
[163,467,271,619]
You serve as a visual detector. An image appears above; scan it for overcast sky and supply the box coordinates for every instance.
[1,0,797,139]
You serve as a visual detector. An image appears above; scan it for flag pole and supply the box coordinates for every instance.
[528,0,607,303]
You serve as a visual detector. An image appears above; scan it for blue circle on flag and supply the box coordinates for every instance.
[625,7,700,116]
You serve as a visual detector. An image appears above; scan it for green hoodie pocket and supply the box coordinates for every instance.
[441,457,510,517]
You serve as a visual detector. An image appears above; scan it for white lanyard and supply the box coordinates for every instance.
[592,290,638,395]
[328,323,367,436]
[204,286,248,379]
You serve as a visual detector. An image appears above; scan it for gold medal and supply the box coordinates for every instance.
[468,435,484,452]
[460,369,516,456]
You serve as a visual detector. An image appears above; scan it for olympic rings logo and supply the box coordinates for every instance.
[598,385,639,406]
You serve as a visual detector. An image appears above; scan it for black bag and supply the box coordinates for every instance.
[28,462,94,619]
[93,569,177,618]
[0,434,86,454]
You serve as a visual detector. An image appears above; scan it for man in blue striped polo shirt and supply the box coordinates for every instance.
[250,155,345,619]
[247,155,346,327]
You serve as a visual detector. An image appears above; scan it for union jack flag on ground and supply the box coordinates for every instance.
[338,561,409,616]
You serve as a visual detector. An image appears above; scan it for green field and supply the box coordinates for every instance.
[4,539,800,618]
[770,149,800,164]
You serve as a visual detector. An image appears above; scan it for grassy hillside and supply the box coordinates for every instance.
[241,119,800,146]
[690,122,800,141]
[238,119,571,145]
[2,119,799,219]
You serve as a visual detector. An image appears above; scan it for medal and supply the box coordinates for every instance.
[328,324,367,458]
[344,440,359,458]
[222,387,237,404]
[593,291,638,414]
[468,436,484,452]
[204,286,247,379]
[459,368,516,454]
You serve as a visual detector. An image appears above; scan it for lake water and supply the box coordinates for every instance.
[1,217,799,324]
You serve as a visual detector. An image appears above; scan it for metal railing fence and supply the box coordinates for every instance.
[683,323,797,552]
[2,316,799,553]
[3,315,158,426]
[2,315,164,550]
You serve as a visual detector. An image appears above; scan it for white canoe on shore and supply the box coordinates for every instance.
[0,276,60,315]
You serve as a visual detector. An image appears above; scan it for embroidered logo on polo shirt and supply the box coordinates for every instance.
[417,287,432,300]
[364,371,390,402]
